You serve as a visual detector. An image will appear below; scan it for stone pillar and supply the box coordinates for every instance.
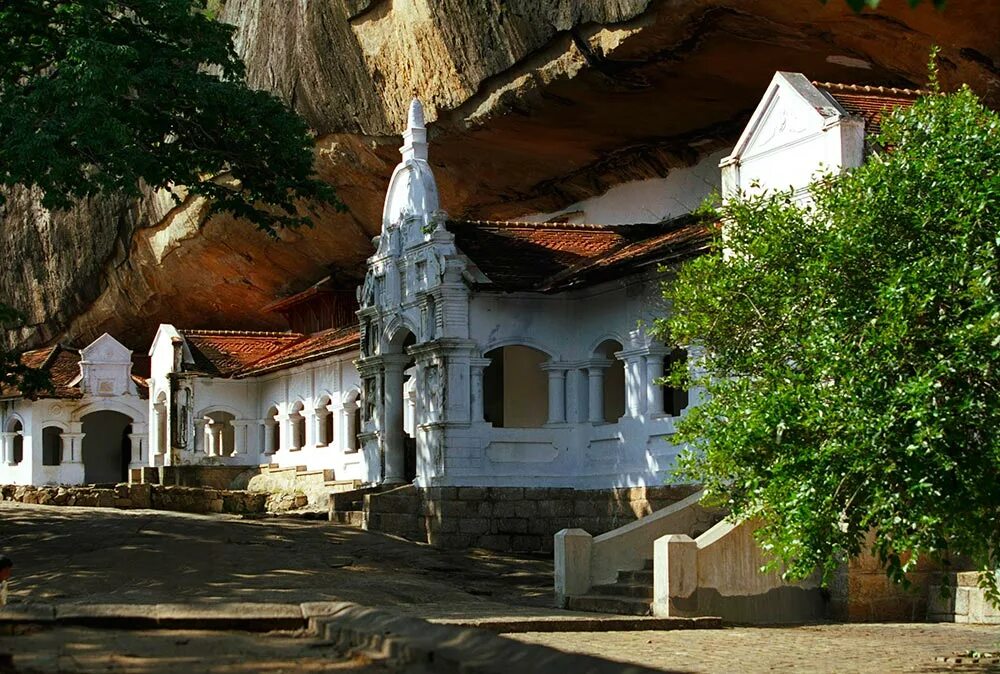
[617,348,646,418]
[303,408,318,449]
[1,432,14,465]
[261,419,277,456]
[128,433,144,465]
[585,359,612,424]
[554,528,593,607]
[194,418,209,455]
[542,364,567,424]
[652,534,698,618]
[313,406,329,447]
[382,354,410,484]
[153,404,168,456]
[274,413,291,451]
[469,358,491,423]
[62,426,85,464]
[232,420,251,456]
[645,348,670,416]
[328,402,345,450]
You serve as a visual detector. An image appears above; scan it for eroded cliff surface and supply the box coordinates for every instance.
[4,0,998,349]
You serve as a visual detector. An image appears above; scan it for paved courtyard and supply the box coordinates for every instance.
[2,502,998,673]
[510,624,1000,673]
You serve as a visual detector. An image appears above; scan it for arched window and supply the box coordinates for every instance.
[289,401,305,450]
[593,339,626,423]
[263,406,280,455]
[42,426,62,466]
[9,419,23,464]
[204,411,236,457]
[316,396,333,447]
[664,348,690,416]
[344,390,361,452]
[482,345,549,428]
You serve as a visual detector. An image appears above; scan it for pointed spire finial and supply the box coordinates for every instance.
[408,98,425,131]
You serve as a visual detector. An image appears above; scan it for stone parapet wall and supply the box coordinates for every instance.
[364,485,700,553]
[1,483,267,515]
[134,465,260,491]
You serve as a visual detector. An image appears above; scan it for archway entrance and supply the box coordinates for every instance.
[383,329,416,484]
[81,411,133,484]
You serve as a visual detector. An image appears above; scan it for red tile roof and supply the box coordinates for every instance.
[236,326,360,378]
[449,215,712,292]
[2,345,149,400]
[814,82,927,138]
[180,330,305,377]
[179,327,360,379]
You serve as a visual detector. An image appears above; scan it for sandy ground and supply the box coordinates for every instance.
[0,502,552,612]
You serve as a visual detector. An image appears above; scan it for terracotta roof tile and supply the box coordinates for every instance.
[236,326,360,377]
[449,217,712,292]
[180,330,305,377]
[2,345,149,400]
[814,81,926,138]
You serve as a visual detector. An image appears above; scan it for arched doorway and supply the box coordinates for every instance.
[383,328,416,484]
[81,411,133,484]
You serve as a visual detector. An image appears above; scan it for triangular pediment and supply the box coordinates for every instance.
[80,333,132,364]
[728,72,847,162]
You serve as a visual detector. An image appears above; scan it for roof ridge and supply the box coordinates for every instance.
[812,81,930,97]
[449,219,621,232]
[181,329,303,337]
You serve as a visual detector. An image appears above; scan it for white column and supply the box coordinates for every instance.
[303,409,318,448]
[194,418,209,455]
[617,348,646,418]
[586,359,612,424]
[542,364,567,425]
[62,428,85,464]
[232,420,251,456]
[469,358,490,423]
[645,348,670,416]
[261,419,277,456]
[153,404,168,456]
[128,433,144,465]
[1,433,14,465]
[276,413,294,451]
[383,356,408,484]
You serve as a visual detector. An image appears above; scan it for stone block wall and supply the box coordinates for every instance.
[134,465,261,490]
[928,572,1000,624]
[1,483,267,515]
[364,484,700,553]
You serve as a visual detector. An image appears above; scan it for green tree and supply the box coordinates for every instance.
[0,0,339,233]
[657,83,1000,601]
[0,306,51,398]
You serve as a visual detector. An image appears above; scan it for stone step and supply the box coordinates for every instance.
[324,480,363,493]
[330,510,365,527]
[588,582,653,600]
[565,595,652,616]
[617,569,653,584]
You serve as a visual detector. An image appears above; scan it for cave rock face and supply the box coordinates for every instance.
[5,0,998,349]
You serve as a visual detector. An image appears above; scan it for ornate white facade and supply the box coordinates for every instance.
[356,100,708,489]
[0,333,148,486]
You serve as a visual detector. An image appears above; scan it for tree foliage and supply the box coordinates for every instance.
[0,0,339,233]
[657,83,1000,600]
[0,305,51,399]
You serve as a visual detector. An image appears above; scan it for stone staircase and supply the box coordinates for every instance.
[248,464,361,512]
[565,559,654,616]
[327,484,388,528]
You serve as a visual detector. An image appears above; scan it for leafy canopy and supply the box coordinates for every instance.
[657,81,1000,600]
[0,0,339,233]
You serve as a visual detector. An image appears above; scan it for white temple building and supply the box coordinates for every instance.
[355,99,710,489]
[146,282,365,481]
[0,333,148,486]
[2,72,923,494]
